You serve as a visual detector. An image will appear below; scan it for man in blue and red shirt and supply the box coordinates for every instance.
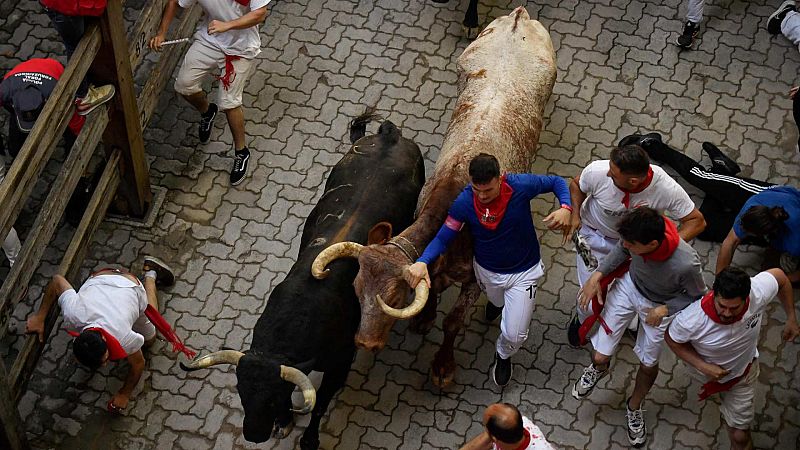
[405,153,572,387]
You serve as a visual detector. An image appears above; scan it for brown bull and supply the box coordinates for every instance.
[313,7,557,386]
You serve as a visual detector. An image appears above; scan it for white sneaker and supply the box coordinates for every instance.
[571,364,608,399]
[626,398,647,447]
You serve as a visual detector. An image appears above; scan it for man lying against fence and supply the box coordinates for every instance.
[149,0,271,186]
[25,256,194,413]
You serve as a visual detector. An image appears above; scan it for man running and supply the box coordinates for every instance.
[666,267,800,450]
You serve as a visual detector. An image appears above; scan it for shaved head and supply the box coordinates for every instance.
[483,403,523,445]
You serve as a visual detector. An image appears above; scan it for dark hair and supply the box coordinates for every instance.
[73,330,107,369]
[469,153,500,184]
[616,207,665,245]
[610,145,650,176]
[740,205,789,237]
[486,403,523,444]
[713,267,751,300]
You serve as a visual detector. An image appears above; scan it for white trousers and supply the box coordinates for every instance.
[782,10,800,47]
[474,260,544,359]
[686,0,705,23]
[575,225,618,322]
[589,273,674,367]
[0,167,21,267]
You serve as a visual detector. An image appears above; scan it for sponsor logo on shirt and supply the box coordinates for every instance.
[745,314,761,329]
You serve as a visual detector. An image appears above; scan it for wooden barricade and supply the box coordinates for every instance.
[0,1,200,448]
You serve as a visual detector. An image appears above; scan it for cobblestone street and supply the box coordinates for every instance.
[1,0,799,448]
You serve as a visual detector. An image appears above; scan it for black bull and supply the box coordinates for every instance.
[181,113,424,449]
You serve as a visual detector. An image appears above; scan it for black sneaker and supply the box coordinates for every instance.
[492,353,512,387]
[199,103,218,143]
[702,142,741,176]
[768,1,795,34]
[485,302,503,322]
[567,314,582,348]
[618,132,666,161]
[676,21,699,48]
[230,147,250,186]
[143,255,175,287]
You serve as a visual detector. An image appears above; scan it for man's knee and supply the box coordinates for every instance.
[728,427,751,449]
[638,362,659,375]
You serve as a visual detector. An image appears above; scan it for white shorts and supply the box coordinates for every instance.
[174,39,256,110]
[685,359,760,429]
[576,224,618,322]
[474,260,544,359]
[590,273,673,367]
[133,313,156,342]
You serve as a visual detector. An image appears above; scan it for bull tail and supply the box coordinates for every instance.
[349,107,383,144]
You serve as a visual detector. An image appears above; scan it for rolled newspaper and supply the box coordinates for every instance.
[159,37,190,46]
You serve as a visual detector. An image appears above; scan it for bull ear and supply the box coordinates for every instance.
[367,222,393,245]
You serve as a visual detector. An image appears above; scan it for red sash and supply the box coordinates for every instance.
[699,362,752,401]
[67,327,128,361]
[145,304,196,359]
[473,175,513,231]
[578,261,630,345]
[619,167,653,208]
[641,217,679,263]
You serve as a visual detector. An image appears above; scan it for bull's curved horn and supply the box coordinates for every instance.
[311,242,364,279]
[280,366,316,414]
[179,350,245,371]
[376,280,429,319]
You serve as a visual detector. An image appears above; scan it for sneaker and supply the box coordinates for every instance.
[768,1,795,35]
[626,398,647,447]
[567,314,582,348]
[485,302,503,322]
[199,103,218,143]
[143,255,175,287]
[492,353,512,387]
[702,142,741,176]
[573,232,597,271]
[676,21,699,48]
[571,363,609,399]
[230,147,250,186]
[618,132,665,161]
[76,84,115,116]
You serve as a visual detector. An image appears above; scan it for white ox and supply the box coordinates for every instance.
[313,7,557,386]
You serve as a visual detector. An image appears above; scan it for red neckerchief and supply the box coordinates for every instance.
[67,327,128,361]
[578,260,631,345]
[233,0,250,4]
[641,217,679,262]
[699,362,752,400]
[513,428,531,450]
[473,175,513,231]
[619,167,654,207]
[700,290,750,325]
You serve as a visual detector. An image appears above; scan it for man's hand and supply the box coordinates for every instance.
[149,34,166,51]
[562,213,581,245]
[782,319,800,341]
[699,362,729,382]
[208,20,232,35]
[791,86,799,100]
[108,392,130,413]
[578,272,603,310]
[644,305,669,327]
[543,207,571,232]
[25,314,45,343]
[404,262,430,289]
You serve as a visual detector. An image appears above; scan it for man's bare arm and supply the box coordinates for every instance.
[25,275,73,343]
[678,208,706,241]
[715,228,740,274]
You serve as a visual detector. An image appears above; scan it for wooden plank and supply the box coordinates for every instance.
[127,0,169,71]
[93,0,151,217]
[0,26,101,250]
[0,106,110,340]
[136,4,202,130]
[0,364,29,450]
[8,151,121,403]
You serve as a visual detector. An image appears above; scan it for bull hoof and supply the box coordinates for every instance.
[462,26,480,40]
[271,420,294,439]
[299,434,320,450]
[409,316,435,335]
[430,365,456,388]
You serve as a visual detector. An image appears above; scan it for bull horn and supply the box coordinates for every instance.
[280,366,316,414]
[179,350,245,371]
[376,280,429,319]
[311,242,364,279]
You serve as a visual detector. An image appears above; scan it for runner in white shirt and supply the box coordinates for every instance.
[459,403,554,450]
[566,144,706,343]
[150,0,271,186]
[666,267,800,450]
[26,257,176,413]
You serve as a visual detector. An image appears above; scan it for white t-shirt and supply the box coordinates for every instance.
[179,0,272,58]
[491,416,554,450]
[579,161,696,239]
[58,274,149,356]
[668,272,779,383]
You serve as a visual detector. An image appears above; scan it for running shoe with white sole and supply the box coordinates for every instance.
[571,363,608,399]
